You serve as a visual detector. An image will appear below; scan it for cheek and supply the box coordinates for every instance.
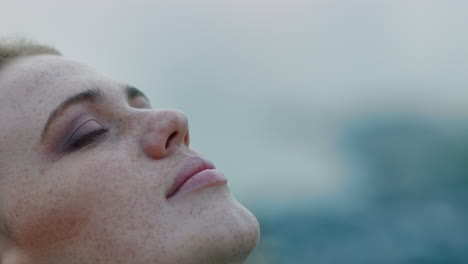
[4,163,109,249]
[13,192,91,248]
[7,182,95,255]
[7,157,168,259]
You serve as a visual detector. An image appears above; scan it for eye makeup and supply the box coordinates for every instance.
[61,119,108,154]
[41,88,106,142]
[42,108,108,160]
[41,85,150,161]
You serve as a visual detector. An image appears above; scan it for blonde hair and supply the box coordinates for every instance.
[0,36,62,67]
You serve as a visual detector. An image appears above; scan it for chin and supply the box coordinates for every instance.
[164,188,260,264]
[206,194,260,263]
[222,199,260,263]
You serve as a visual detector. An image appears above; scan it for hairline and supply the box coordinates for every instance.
[0,37,62,72]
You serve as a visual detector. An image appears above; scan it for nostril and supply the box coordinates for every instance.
[165,131,178,149]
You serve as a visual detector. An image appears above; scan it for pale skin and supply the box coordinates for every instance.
[0,55,259,264]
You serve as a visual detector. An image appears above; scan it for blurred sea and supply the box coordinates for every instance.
[246,115,468,264]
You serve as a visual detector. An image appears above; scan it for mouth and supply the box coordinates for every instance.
[166,156,227,199]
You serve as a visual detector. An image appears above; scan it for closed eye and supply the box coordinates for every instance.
[63,120,108,154]
[126,86,151,109]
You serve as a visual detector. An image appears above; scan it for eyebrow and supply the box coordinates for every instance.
[125,85,149,102]
[41,85,149,142]
[41,88,105,142]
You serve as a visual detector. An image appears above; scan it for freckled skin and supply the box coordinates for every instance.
[0,55,259,264]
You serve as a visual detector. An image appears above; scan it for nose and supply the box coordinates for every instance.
[140,109,190,159]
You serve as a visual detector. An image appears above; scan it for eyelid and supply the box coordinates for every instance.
[130,96,152,109]
[66,119,103,145]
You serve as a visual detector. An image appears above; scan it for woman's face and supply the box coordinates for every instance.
[0,55,259,264]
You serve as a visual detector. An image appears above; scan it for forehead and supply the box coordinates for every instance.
[0,55,117,105]
[0,55,121,157]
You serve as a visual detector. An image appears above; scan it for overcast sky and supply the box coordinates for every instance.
[2,0,468,204]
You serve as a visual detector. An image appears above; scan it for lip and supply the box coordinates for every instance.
[166,156,227,199]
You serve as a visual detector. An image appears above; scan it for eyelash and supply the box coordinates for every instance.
[64,128,109,153]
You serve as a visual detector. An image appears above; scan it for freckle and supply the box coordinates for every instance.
[40,169,45,176]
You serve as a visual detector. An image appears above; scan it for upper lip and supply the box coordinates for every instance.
[166,156,216,199]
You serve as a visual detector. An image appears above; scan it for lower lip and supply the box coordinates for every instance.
[170,169,227,199]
